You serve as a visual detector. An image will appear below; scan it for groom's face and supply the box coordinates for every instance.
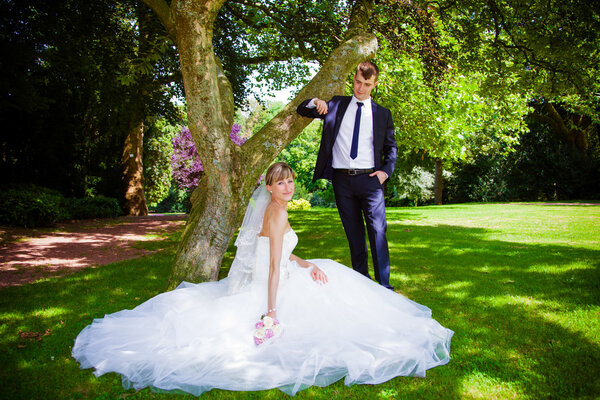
[353,71,377,101]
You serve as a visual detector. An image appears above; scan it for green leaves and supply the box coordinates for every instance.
[376,42,529,163]
[215,0,348,106]
[436,0,600,114]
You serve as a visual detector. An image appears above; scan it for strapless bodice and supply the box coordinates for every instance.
[253,229,298,285]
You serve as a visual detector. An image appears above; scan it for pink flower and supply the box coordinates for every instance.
[253,315,283,346]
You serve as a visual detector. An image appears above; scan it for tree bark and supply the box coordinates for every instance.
[121,105,149,216]
[434,158,443,205]
[120,4,157,217]
[144,0,377,289]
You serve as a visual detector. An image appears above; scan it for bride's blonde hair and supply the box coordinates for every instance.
[265,162,295,186]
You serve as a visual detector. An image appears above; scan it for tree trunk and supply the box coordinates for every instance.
[120,4,156,217]
[144,0,377,289]
[532,102,592,153]
[121,107,148,216]
[434,158,443,205]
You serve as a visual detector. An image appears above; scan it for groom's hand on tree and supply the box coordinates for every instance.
[314,99,328,115]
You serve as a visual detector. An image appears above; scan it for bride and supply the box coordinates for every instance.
[72,162,453,396]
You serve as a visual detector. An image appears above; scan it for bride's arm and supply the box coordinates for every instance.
[290,254,328,284]
[265,208,288,319]
[289,254,313,268]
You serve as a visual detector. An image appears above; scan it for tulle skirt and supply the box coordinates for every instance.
[72,259,453,396]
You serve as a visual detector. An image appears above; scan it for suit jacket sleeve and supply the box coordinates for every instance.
[296,99,327,120]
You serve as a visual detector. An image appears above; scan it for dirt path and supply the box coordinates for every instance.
[0,214,187,289]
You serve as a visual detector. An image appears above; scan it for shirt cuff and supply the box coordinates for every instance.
[307,98,318,108]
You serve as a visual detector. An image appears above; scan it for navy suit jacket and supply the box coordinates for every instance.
[297,96,397,182]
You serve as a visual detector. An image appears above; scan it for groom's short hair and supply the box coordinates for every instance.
[356,61,379,81]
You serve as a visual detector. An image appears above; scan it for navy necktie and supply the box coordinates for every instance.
[350,102,364,159]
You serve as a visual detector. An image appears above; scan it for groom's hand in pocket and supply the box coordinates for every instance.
[369,170,388,185]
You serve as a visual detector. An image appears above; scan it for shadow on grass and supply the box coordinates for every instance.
[216,208,600,399]
[1,209,599,399]
[385,221,600,399]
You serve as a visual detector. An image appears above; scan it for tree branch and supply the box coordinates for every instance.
[240,0,377,175]
[237,52,305,65]
[543,102,570,138]
[142,0,177,41]
[345,0,373,40]
[224,0,333,61]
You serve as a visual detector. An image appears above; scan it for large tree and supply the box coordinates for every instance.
[142,0,600,286]
[141,0,377,288]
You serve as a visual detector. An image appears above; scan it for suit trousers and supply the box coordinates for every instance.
[332,171,392,289]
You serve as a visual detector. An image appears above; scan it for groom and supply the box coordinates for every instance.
[296,61,397,290]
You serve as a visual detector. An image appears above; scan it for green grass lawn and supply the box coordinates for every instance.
[1,203,599,399]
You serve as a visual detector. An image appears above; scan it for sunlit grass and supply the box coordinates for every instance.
[1,203,599,399]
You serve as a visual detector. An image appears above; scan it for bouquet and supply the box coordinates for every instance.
[253,315,283,345]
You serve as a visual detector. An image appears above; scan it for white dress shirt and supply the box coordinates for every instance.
[309,96,375,170]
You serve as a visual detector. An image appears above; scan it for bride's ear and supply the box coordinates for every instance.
[266,184,272,194]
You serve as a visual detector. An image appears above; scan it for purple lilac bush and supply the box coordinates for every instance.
[171,124,245,190]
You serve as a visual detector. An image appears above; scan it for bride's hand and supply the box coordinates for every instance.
[310,265,328,284]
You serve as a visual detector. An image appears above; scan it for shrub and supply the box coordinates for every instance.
[0,184,121,227]
[171,124,245,191]
[385,197,416,207]
[66,196,121,220]
[150,184,191,213]
[309,186,337,208]
[389,166,435,207]
[0,185,67,227]
[287,198,311,211]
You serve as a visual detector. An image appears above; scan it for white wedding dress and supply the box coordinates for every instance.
[72,227,453,396]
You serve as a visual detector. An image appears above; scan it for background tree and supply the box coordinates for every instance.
[1,0,129,197]
[0,0,183,214]
[376,45,529,204]
[431,0,600,203]
[434,0,600,153]
[446,105,600,203]
[117,3,183,215]
[370,0,599,204]
[143,116,182,206]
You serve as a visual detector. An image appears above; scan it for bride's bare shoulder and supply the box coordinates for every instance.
[264,203,288,219]
[262,203,289,236]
